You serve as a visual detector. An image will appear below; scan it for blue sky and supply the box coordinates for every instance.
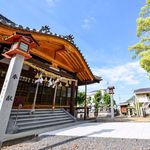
[0,0,150,103]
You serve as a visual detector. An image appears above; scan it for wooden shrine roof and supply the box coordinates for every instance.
[0,14,102,83]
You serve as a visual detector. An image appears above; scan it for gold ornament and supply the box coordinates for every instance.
[35,73,40,79]
[44,77,48,82]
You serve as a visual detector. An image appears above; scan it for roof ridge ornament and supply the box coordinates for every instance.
[0,14,16,26]
[63,34,74,43]
[39,25,51,34]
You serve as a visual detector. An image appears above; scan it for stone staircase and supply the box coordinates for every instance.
[7,109,76,133]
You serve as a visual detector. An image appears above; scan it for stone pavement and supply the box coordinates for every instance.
[2,122,150,150]
[96,116,150,122]
[40,122,150,139]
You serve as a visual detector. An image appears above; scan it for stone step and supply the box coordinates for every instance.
[17,117,72,127]
[11,108,62,111]
[18,120,74,132]
[12,108,60,110]
[11,110,63,115]
[8,108,75,133]
[10,112,66,118]
[12,114,70,122]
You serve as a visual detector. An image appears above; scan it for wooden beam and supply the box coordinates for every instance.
[27,58,75,79]
[64,51,79,69]
[58,53,76,71]
[31,48,75,73]
[54,47,65,59]
[77,72,84,81]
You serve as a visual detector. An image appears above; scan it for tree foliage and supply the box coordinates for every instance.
[129,0,150,74]
[94,90,102,103]
[103,93,111,107]
[93,90,102,112]
[87,96,92,104]
[76,91,85,105]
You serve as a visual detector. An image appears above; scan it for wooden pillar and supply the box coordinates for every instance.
[32,82,40,110]
[74,86,78,118]
[25,78,32,105]
[52,86,57,110]
[75,86,78,106]
[84,82,87,120]
[70,81,75,116]
[39,82,44,104]
[59,87,62,108]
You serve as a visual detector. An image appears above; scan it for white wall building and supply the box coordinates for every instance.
[134,88,150,116]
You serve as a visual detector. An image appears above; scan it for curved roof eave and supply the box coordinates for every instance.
[0,14,101,83]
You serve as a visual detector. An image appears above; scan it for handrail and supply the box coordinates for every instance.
[61,108,77,121]
[14,104,22,126]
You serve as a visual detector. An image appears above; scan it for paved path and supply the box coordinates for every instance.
[40,122,150,139]
[2,122,150,150]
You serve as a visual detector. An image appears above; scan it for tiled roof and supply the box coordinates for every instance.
[0,14,75,43]
[126,96,135,103]
[0,14,16,26]
[134,88,150,94]
[119,96,135,106]
[0,14,101,82]
[119,102,129,106]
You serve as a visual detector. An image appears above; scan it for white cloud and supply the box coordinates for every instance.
[79,61,148,101]
[79,83,101,93]
[92,61,147,85]
[78,62,149,104]
[46,0,59,9]
[82,16,95,30]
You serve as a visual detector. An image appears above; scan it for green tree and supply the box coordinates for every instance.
[93,90,102,112]
[129,0,150,74]
[87,96,92,105]
[103,93,111,107]
[76,91,85,105]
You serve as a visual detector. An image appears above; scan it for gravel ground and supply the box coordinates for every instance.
[1,135,150,150]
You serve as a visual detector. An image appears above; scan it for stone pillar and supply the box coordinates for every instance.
[110,94,114,119]
[128,108,131,117]
[0,54,24,142]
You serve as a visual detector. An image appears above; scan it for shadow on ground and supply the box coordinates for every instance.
[33,129,114,150]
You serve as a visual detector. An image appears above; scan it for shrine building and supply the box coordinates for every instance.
[0,14,101,143]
